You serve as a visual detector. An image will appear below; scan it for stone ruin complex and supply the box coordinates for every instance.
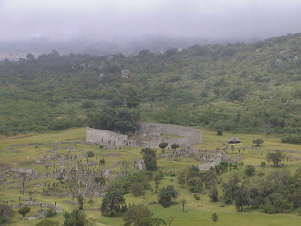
[86,122,203,148]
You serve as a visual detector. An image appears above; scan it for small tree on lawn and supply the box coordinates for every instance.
[244,165,256,177]
[158,186,179,208]
[100,189,127,217]
[212,213,218,222]
[253,139,264,147]
[63,210,86,226]
[171,144,180,152]
[141,147,157,171]
[209,186,219,202]
[159,142,168,153]
[0,204,15,224]
[123,204,153,225]
[18,206,30,219]
[181,198,187,212]
[36,219,59,226]
[86,150,95,158]
[266,151,285,166]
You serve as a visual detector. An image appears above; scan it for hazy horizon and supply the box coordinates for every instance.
[1,0,301,56]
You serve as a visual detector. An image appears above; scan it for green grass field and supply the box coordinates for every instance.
[0,127,300,225]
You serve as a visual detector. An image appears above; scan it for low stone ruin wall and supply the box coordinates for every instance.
[136,122,202,148]
[86,122,202,148]
[86,127,136,147]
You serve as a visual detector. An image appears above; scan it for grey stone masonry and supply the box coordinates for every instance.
[86,122,202,148]
[86,127,136,147]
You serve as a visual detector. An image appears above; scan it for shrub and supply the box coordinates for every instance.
[45,208,57,218]
[0,204,15,224]
[263,204,276,214]
[261,162,266,167]
[193,194,201,200]
[282,134,301,144]
[216,130,223,136]
[18,206,30,218]
[296,207,301,216]
[212,213,218,222]
[253,139,264,146]
[158,186,179,208]
[244,165,255,176]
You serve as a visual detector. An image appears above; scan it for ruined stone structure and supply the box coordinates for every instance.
[86,122,202,148]
[86,128,137,147]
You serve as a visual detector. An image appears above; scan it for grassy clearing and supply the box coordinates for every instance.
[0,127,300,225]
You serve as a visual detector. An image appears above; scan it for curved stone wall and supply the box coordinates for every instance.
[136,123,202,147]
[86,123,202,148]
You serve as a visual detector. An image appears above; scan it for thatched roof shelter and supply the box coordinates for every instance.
[228,136,241,143]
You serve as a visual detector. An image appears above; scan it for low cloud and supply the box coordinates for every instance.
[1,0,301,43]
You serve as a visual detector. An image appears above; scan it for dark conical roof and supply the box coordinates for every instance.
[228,136,241,143]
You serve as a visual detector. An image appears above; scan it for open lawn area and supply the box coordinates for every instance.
[0,127,300,225]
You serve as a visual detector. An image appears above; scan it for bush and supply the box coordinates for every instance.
[0,204,15,224]
[282,134,301,144]
[193,194,201,200]
[18,206,31,218]
[36,219,59,226]
[253,139,264,146]
[212,213,218,222]
[296,207,301,216]
[45,208,57,218]
[216,130,223,136]
[86,150,95,158]
[261,162,266,167]
[158,186,179,208]
[263,204,276,214]
[244,165,255,176]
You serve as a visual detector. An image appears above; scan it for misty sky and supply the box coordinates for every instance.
[1,0,301,42]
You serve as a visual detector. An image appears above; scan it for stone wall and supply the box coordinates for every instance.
[136,122,202,148]
[86,127,136,147]
[86,122,202,148]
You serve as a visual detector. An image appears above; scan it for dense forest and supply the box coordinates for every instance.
[1,33,301,141]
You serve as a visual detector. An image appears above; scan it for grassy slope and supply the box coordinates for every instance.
[0,128,300,225]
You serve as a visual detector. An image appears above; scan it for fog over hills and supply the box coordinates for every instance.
[1,0,301,58]
[0,35,259,58]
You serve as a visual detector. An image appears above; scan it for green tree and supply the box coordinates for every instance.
[131,182,146,197]
[212,213,218,222]
[100,189,127,217]
[181,198,187,212]
[120,84,141,108]
[0,204,15,224]
[86,150,95,158]
[253,139,264,147]
[138,217,167,226]
[209,186,219,202]
[171,144,180,151]
[223,174,240,205]
[18,206,30,218]
[233,186,250,211]
[159,142,168,152]
[266,151,285,166]
[94,176,106,186]
[244,165,256,177]
[123,204,153,225]
[63,210,86,226]
[141,148,157,171]
[216,130,223,136]
[158,186,179,208]
[77,194,84,210]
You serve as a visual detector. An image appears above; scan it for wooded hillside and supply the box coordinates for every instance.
[1,33,301,137]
